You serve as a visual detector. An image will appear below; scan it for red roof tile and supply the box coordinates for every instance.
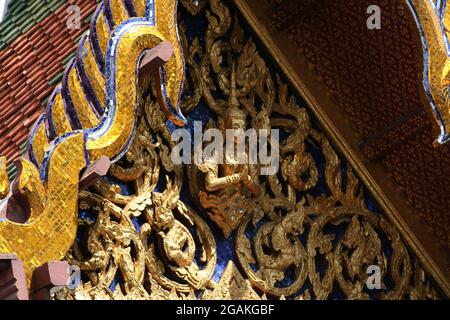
[0,0,98,164]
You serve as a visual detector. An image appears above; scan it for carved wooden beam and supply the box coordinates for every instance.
[79,156,111,190]
[0,254,71,300]
[31,262,70,300]
[139,40,174,77]
[0,254,28,300]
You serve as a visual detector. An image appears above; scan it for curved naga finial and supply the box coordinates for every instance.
[408,0,450,144]
[0,0,185,284]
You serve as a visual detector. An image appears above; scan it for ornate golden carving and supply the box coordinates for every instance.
[253,0,450,290]
[0,0,186,284]
[55,101,216,299]
[202,261,262,300]
[51,0,445,300]
[188,64,262,237]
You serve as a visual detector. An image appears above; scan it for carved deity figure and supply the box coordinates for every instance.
[192,65,261,238]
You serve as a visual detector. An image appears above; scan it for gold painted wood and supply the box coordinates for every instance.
[54,0,446,299]
[231,0,450,297]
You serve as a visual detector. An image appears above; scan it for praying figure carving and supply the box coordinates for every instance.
[189,65,262,238]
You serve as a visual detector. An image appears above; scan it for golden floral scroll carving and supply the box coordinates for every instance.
[54,0,444,300]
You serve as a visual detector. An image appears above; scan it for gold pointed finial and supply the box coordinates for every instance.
[229,61,240,109]
[223,62,246,121]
